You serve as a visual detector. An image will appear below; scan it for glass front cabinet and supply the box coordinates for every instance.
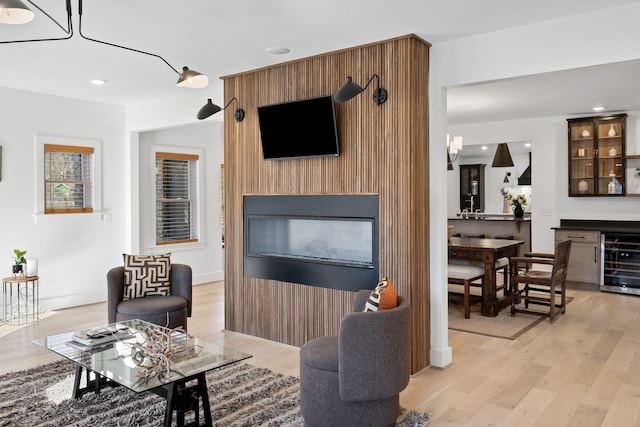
[567,114,627,197]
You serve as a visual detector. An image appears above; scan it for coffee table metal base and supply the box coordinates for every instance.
[73,367,212,427]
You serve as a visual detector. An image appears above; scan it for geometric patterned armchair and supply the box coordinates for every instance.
[107,256,192,330]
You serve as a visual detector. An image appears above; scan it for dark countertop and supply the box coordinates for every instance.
[449,216,531,222]
[554,219,640,234]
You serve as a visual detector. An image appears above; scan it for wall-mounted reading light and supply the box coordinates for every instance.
[0,0,34,24]
[491,143,514,167]
[335,74,388,105]
[0,0,208,89]
[503,172,511,183]
[197,97,245,121]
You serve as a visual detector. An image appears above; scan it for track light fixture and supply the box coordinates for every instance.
[0,0,208,89]
[197,97,245,121]
[335,74,388,105]
[0,0,34,24]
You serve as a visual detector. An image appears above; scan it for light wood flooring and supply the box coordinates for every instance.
[2,281,640,426]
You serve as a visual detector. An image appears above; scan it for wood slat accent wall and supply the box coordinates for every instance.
[222,34,431,372]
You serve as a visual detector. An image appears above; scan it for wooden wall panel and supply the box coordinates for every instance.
[222,34,431,372]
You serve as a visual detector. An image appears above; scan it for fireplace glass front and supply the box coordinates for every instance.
[243,195,379,291]
[248,217,373,267]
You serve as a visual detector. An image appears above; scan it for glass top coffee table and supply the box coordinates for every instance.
[34,319,252,427]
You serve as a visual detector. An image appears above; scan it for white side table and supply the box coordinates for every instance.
[2,276,39,325]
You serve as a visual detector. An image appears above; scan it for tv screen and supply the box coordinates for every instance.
[257,96,339,160]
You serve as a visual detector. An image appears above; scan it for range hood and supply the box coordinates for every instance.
[518,152,531,185]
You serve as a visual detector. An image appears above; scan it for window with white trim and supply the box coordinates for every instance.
[44,144,94,214]
[155,152,199,245]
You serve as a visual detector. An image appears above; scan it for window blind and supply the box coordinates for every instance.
[155,152,199,245]
[44,144,94,214]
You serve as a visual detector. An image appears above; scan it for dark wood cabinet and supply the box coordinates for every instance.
[459,164,485,212]
[567,114,626,197]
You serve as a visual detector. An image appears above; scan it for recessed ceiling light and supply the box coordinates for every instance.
[592,106,605,112]
[481,146,488,150]
[525,143,531,147]
[90,79,106,86]
[266,47,290,55]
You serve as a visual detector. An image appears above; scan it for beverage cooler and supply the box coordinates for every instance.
[601,233,640,295]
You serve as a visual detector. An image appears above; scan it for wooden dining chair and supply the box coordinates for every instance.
[509,239,572,323]
[447,264,485,318]
[493,235,514,295]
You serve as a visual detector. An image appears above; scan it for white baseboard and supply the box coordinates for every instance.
[429,347,453,369]
[194,271,223,285]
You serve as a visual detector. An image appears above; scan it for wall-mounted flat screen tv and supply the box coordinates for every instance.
[257,95,339,160]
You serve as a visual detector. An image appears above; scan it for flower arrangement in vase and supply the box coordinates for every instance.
[502,192,527,218]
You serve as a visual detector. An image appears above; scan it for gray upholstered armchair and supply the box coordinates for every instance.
[107,263,192,330]
[300,290,411,427]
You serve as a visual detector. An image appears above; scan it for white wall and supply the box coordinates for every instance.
[137,121,225,284]
[125,92,226,285]
[0,86,127,310]
[429,2,640,367]
[0,86,225,312]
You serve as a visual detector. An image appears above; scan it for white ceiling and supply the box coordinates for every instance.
[2,0,640,124]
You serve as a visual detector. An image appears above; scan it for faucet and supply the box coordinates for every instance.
[465,193,474,213]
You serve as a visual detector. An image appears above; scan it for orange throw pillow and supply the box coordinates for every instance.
[364,277,397,312]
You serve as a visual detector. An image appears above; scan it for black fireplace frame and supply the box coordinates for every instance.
[243,195,379,291]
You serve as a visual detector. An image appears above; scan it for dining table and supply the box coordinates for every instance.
[448,236,524,317]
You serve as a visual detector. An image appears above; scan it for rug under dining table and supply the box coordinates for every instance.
[448,295,573,340]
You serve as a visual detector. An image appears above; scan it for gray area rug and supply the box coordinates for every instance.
[0,360,431,426]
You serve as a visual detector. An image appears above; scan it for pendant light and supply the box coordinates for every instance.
[491,143,514,167]
[176,67,209,89]
[0,0,208,89]
[0,0,34,24]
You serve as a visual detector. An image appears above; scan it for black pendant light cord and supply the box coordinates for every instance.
[0,0,72,44]
[77,0,179,75]
[0,0,181,77]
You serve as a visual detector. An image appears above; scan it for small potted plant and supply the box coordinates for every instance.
[12,249,27,275]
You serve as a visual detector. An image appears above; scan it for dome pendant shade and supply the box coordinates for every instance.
[197,97,245,122]
[335,74,388,105]
[335,76,364,102]
[0,0,34,24]
[492,143,515,167]
[197,99,222,120]
[176,66,209,88]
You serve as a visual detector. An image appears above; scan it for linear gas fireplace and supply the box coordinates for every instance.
[243,195,379,291]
